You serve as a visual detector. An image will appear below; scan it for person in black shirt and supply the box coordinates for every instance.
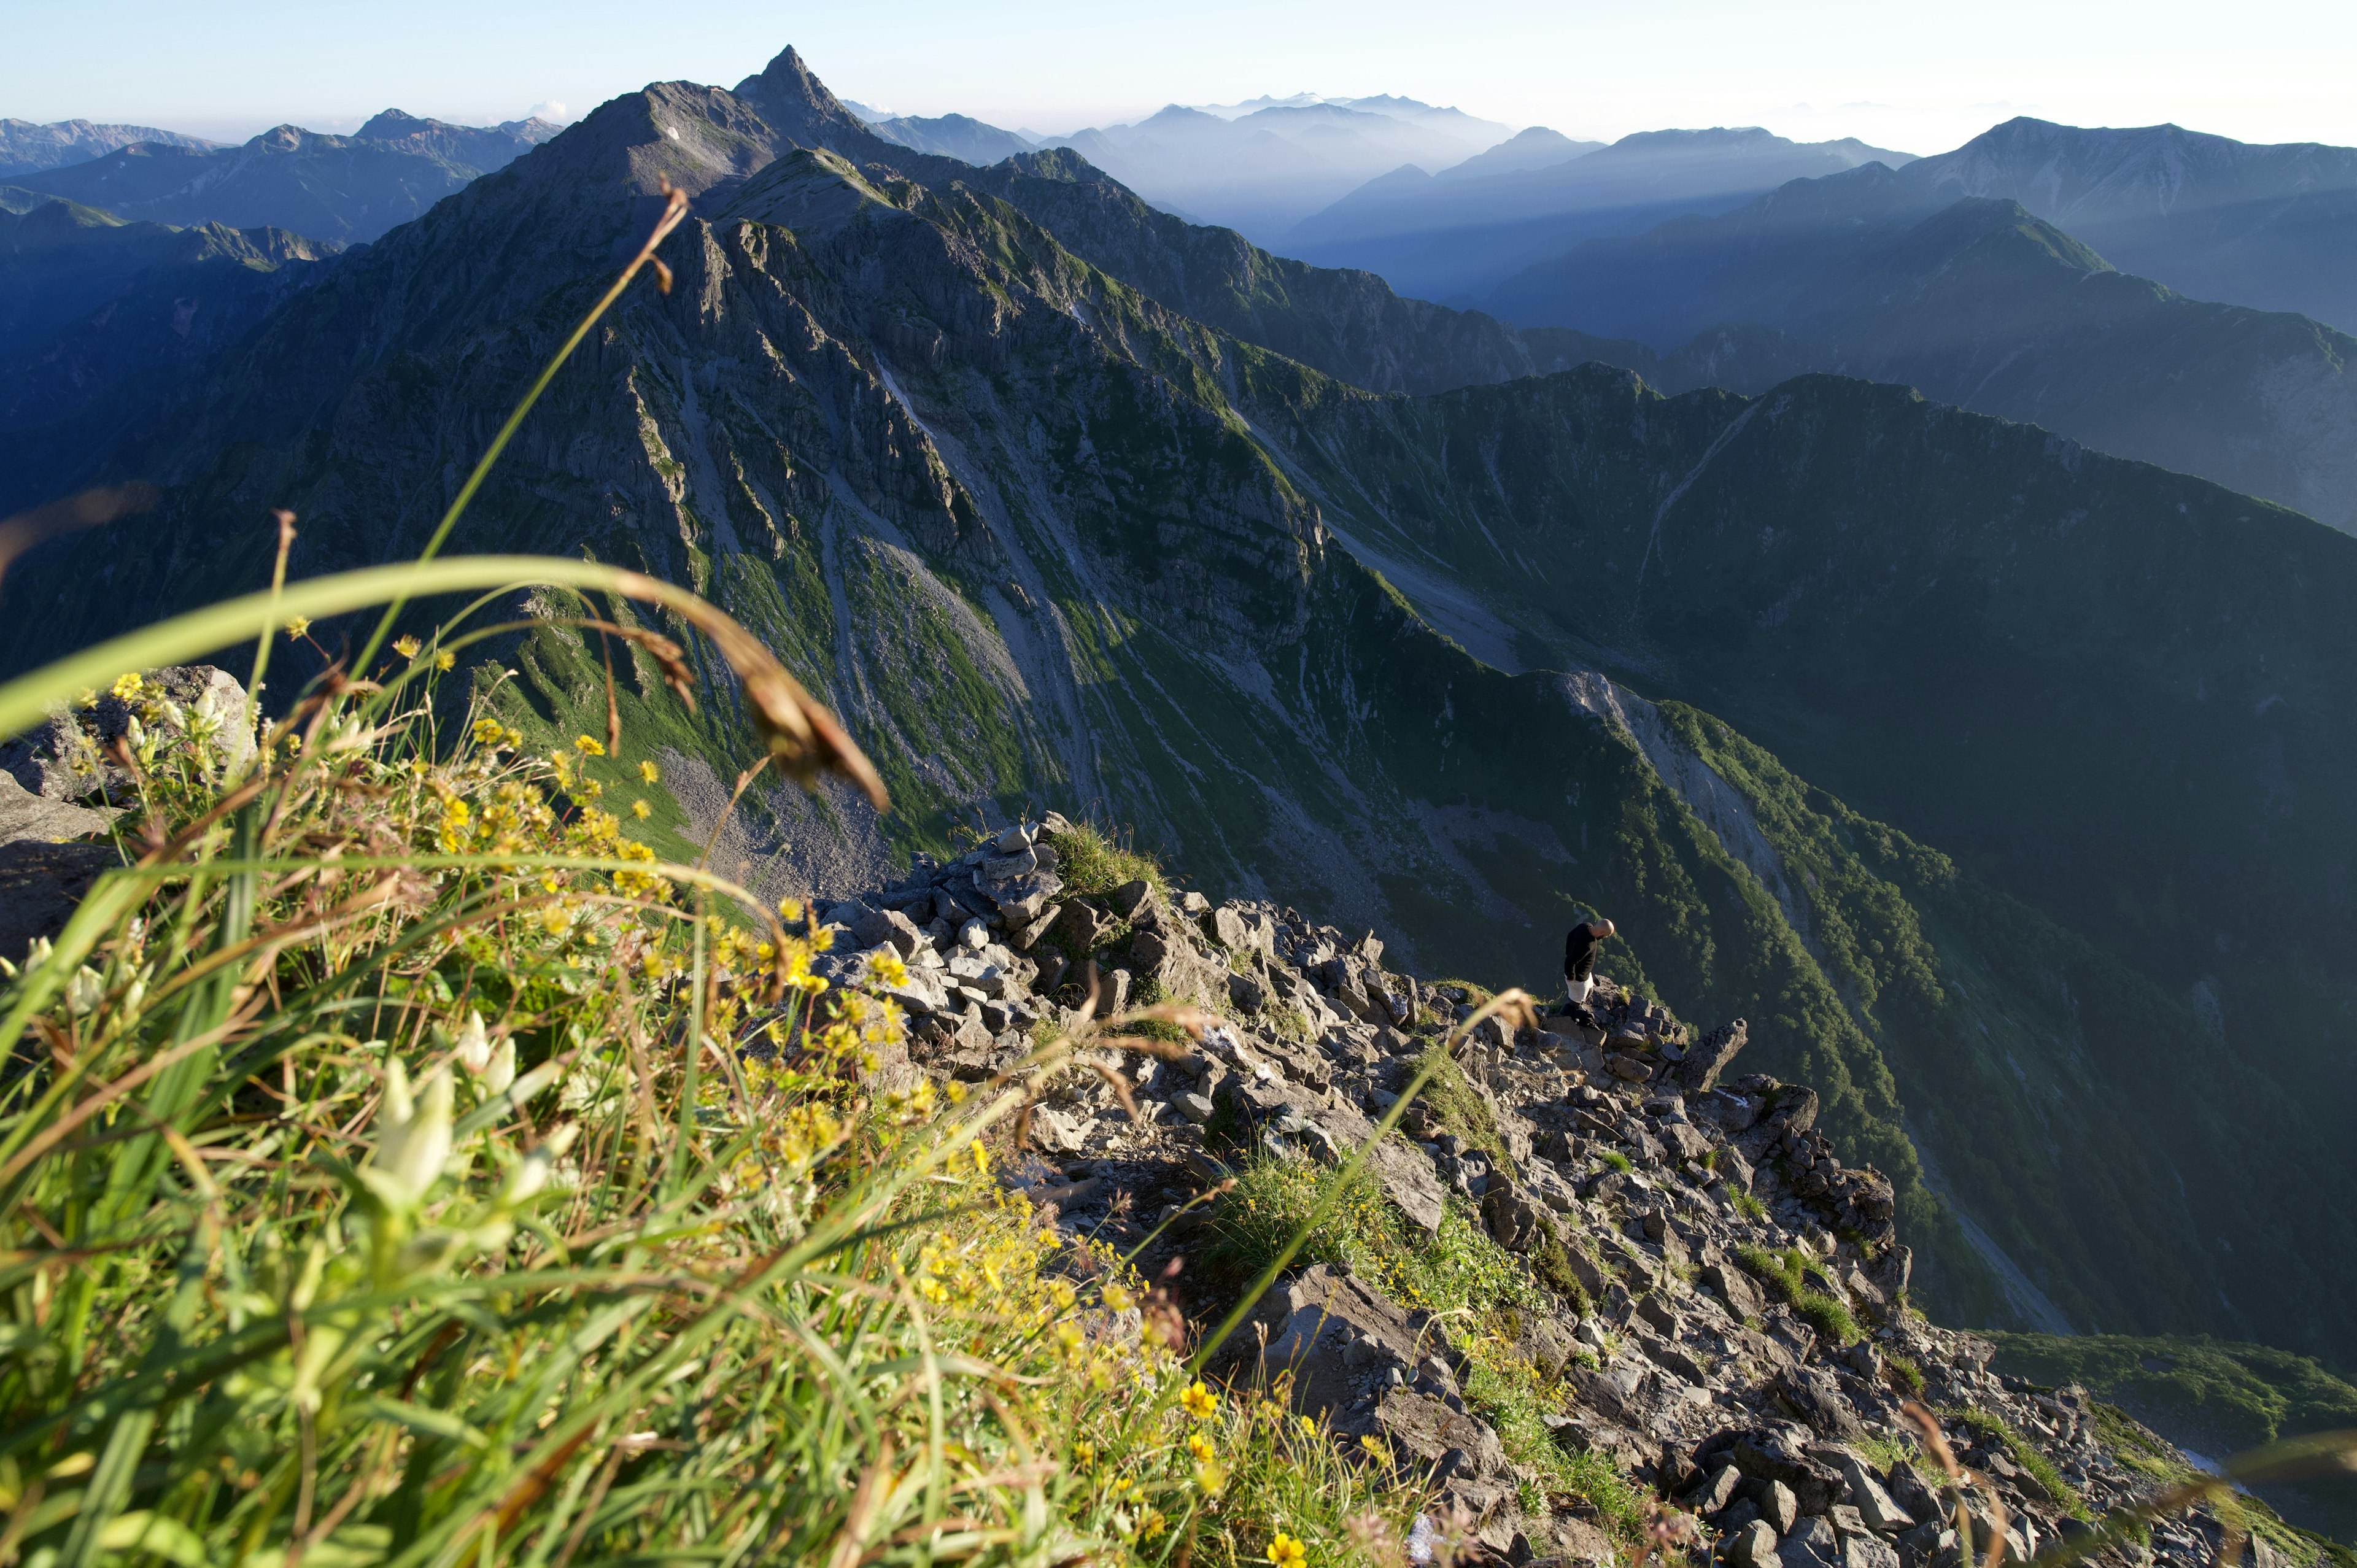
[1563,917,1614,1009]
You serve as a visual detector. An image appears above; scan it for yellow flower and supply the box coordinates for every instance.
[110,672,143,700]
[574,735,605,756]
[1298,1415,1317,1439]
[1185,1432,1215,1464]
[639,760,660,783]
[72,688,98,709]
[631,799,652,819]
[541,905,573,937]
[1180,1381,1218,1420]
[1050,1280,1076,1310]
[471,717,505,746]
[1358,1434,1389,1460]
[1193,1459,1226,1496]
[971,1140,992,1178]
[1072,1440,1096,1470]
[1101,1284,1134,1312]
[1139,1510,1168,1541]
[284,617,311,638]
[434,649,455,671]
[393,636,422,660]
[1267,1531,1307,1568]
[864,950,910,989]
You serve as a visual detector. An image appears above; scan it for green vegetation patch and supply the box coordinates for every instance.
[1735,1244,1863,1346]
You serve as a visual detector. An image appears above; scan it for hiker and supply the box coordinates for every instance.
[1564,916,1614,1012]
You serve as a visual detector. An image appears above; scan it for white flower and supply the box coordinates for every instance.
[368,1059,453,1208]
[453,1010,492,1076]
[66,967,107,1017]
[485,1037,516,1097]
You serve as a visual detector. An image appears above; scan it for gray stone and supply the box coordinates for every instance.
[1705,1260,1767,1319]
[1763,1480,1801,1535]
[4,664,254,803]
[1010,904,1061,951]
[1728,1521,1782,1568]
[0,770,118,849]
[979,847,1038,882]
[1677,1018,1751,1093]
[1226,968,1266,1012]
[1779,1515,1841,1568]
[1604,1052,1654,1082]
[1692,1464,1744,1515]
[851,906,926,957]
[1481,1181,1544,1252]
[1828,1451,1914,1534]
[1105,878,1152,918]
[1735,1433,1848,1516]
[1174,1091,1215,1124]
[1841,1536,1902,1568]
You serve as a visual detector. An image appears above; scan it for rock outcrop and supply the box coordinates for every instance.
[805,838,2306,1568]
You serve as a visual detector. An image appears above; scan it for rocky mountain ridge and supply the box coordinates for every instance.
[793,816,2341,1568]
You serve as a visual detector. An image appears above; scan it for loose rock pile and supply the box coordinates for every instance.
[699,822,2326,1568]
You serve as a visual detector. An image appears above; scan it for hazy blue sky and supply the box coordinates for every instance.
[7,0,2356,155]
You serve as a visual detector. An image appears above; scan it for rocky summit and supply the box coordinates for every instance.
[794,816,2319,1568]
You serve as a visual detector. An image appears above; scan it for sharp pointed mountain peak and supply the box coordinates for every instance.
[731,44,869,153]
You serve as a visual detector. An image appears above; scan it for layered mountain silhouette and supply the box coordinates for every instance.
[9,112,557,242]
[6,47,2357,1372]
[1908,117,2357,333]
[1281,126,1914,303]
[1036,95,1519,242]
[1481,164,2357,531]
[0,118,219,177]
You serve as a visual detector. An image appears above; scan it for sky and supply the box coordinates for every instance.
[7,0,2357,156]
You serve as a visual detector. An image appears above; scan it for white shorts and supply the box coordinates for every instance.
[1566,976,1593,1004]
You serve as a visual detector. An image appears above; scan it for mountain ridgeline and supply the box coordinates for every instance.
[6,47,2357,1375]
[1484,171,2357,532]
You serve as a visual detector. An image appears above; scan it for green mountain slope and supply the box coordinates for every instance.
[1990,1332,2357,1543]
[7,47,2356,1368]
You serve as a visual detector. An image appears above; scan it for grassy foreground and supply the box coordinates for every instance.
[0,652,1428,1568]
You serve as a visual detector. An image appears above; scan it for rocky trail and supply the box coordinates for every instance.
[802,816,2320,1568]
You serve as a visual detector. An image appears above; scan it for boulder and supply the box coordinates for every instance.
[1703,1261,1763,1319]
[3,664,254,801]
[1231,1264,1423,1418]
[1226,969,1267,1012]
[1049,900,1110,951]
[851,907,926,957]
[1677,1018,1750,1093]
[1841,1535,1902,1568]
[1779,1515,1841,1568]
[1762,1479,1801,1534]
[1105,878,1152,918]
[1773,1365,1865,1439]
[1728,1521,1782,1568]
[0,770,118,849]
[1604,1052,1654,1083]
[1481,1180,1545,1252]
[1734,1432,1848,1516]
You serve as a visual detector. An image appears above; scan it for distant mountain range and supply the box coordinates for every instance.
[0,118,218,176]
[1908,117,2357,333]
[1478,158,2357,530]
[1279,126,1915,303]
[845,102,1037,165]
[8,112,557,243]
[1032,95,1520,242]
